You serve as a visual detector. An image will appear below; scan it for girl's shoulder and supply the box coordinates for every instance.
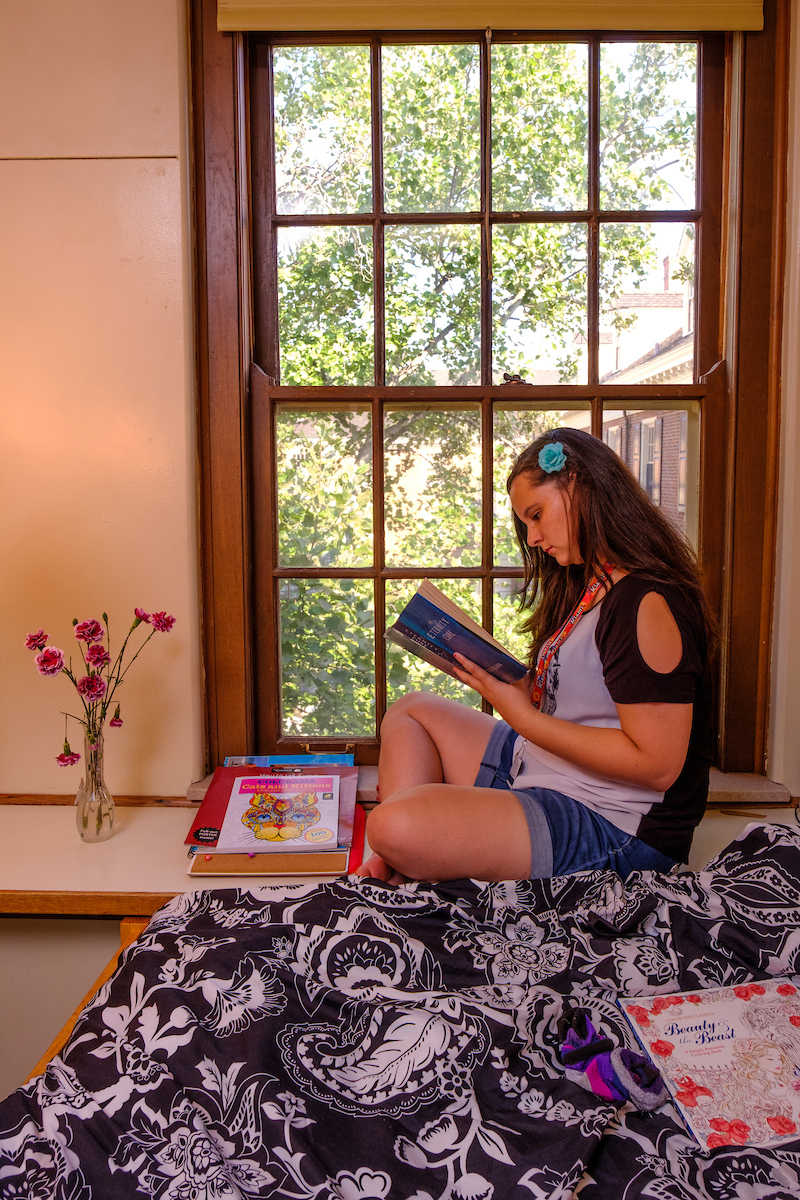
[597,573,706,647]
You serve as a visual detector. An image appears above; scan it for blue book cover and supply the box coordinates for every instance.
[386,584,527,684]
[224,754,355,767]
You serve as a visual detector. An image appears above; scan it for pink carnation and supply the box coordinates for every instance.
[75,619,105,644]
[35,647,64,676]
[134,608,151,624]
[109,716,123,727]
[150,611,176,633]
[56,751,81,766]
[25,629,49,651]
[77,674,107,700]
[86,644,110,669]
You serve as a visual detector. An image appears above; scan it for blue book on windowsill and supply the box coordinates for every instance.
[224,754,355,767]
[386,580,527,684]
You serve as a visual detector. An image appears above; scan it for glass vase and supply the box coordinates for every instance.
[76,730,115,842]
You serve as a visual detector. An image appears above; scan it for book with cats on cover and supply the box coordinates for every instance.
[619,978,800,1149]
[185,764,363,876]
[385,579,527,684]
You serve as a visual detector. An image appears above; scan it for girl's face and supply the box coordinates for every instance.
[509,474,580,567]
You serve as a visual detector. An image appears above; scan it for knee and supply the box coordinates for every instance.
[380,690,446,737]
[365,792,422,863]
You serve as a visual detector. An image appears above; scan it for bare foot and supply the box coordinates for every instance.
[354,853,412,885]
[354,852,393,880]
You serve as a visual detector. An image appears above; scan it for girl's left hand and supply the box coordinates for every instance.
[452,654,535,729]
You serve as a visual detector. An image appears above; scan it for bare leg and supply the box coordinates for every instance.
[378,692,498,798]
[365,783,531,882]
[356,693,517,881]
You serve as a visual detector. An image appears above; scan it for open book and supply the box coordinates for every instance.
[386,580,527,684]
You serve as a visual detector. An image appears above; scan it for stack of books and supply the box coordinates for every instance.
[185,753,365,877]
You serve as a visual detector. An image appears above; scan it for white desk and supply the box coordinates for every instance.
[0,805,348,915]
[1,802,796,916]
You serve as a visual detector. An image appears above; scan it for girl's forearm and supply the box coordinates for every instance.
[504,702,689,792]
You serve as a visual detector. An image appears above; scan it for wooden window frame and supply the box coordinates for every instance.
[190,0,789,773]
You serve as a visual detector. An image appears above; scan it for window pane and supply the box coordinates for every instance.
[273,45,372,215]
[492,223,588,384]
[382,44,480,213]
[385,225,480,385]
[492,42,588,212]
[602,405,700,546]
[493,580,529,666]
[599,222,695,381]
[493,407,591,564]
[385,578,482,709]
[278,227,374,384]
[600,42,697,211]
[384,405,481,567]
[280,578,374,736]
[277,407,373,567]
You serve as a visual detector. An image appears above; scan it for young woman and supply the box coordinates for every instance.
[356,427,714,885]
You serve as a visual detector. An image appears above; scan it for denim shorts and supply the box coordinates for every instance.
[474,721,678,881]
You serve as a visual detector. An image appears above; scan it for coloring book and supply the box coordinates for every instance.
[620,977,800,1149]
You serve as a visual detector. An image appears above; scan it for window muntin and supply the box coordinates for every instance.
[254,32,708,748]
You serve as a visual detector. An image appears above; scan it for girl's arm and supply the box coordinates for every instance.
[453,591,693,793]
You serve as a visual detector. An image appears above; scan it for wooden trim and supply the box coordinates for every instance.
[192,0,255,768]
[0,893,176,916]
[754,0,788,771]
[217,3,765,34]
[268,384,710,400]
[26,917,150,1082]
[192,0,784,770]
[716,0,788,769]
[0,795,191,807]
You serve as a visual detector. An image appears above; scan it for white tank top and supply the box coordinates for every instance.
[510,601,664,836]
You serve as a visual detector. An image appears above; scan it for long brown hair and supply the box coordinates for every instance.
[507,427,715,667]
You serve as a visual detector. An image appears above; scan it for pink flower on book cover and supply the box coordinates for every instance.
[86,644,110,669]
[35,647,64,676]
[790,1015,800,1028]
[78,674,107,701]
[74,619,105,644]
[25,629,49,651]
[625,1005,650,1027]
[707,1118,751,1145]
[734,983,767,1000]
[649,1040,674,1058]
[674,1076,714,1107]
[767,1115,797,1135]
[777,984,797,996]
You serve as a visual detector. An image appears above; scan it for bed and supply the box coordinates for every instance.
[1,820,799,1200]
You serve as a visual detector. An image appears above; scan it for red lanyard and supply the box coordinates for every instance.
[530,564,615,710]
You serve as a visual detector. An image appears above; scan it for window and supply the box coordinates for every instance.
[248,29,720,756]
[639,416,662,504]
[192,0,786,773]
[678,411,688,511]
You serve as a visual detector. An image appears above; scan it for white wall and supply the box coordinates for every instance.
[0,917,121,1099]
[0,0,204,796]
[769,0,800,795]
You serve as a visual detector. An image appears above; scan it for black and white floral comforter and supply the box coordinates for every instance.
[3,821,800,1200]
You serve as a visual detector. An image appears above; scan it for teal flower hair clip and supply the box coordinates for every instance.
[538,441,567,473]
